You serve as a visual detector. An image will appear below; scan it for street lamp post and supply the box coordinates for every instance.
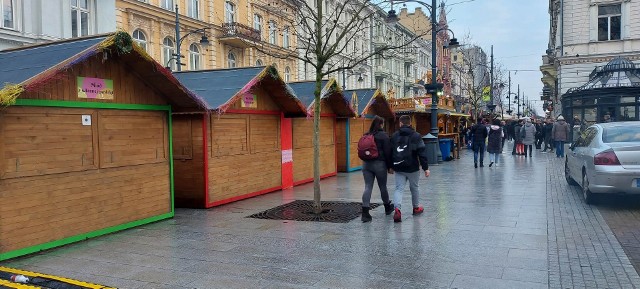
[173,4,210,71]
[486,45,496,115]
[386,0,459,138]
[516,85,521,118]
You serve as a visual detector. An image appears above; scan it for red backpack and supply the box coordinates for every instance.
[358,133,379,160]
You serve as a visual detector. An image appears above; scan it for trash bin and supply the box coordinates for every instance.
[422,133,438,165]
[439,139,453,161]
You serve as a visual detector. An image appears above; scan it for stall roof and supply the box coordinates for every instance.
[287,78,356,117]
[174,66,307,117]
[0,32,207,111]
[343,88,395,119]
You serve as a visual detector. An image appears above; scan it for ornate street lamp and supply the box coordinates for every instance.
[172,4,210,71]
[386,0,459,138]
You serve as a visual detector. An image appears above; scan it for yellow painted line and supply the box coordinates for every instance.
[0,266,115,289]
[0,278,40,288]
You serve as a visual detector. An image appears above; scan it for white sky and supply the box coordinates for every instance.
[404,0,550,115]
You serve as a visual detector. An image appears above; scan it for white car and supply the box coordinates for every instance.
[565,121,640,204]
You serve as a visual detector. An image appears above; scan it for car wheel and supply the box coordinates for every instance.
[582,171,595,204]
[565,160,577,186]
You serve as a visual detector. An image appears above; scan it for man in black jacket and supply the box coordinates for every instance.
[470,119,488,168]
[390,115,430,223]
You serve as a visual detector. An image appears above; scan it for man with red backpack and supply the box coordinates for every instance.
[358,116,394,222]
[390,115,430,223]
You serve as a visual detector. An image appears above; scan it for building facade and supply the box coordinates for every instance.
[542,0,640,120]
[116,0,298,78]
[0,0,116,50]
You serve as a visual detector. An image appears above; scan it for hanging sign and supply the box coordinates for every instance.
[241,93,258,108]
[77,77,114,100]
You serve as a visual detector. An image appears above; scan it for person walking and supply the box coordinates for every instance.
[552,115,571,158]
[534,119,544,149]
[470,119,488,168]
[512,119,523,155]
[520,118,537,158]
[500,120,507,153]
[542,117,554,153]
[360,116,394,222]
[390,115,430,223]
[487,119,504,167]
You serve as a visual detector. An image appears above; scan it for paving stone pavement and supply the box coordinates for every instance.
[1,143,639,288]
[547,149,640,288]
[599,198,640,275]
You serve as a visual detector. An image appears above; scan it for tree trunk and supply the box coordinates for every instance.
[312,72,322,214]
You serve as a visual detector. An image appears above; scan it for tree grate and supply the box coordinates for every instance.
[247,200,381,223]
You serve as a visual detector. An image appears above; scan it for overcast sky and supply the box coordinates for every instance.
[405,0,550,115]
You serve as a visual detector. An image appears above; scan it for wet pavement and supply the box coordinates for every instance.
[2,143,640,288]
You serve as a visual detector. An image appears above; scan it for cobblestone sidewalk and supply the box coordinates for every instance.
[546,153,640,288]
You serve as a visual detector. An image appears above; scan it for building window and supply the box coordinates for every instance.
[254,14,263,37]
[71,0,89,38]
[228,52,236,68]
[225,1,235,23]
[2,0,14,29]
[132,29,147,51]
[188,0,200,19]
[269,21,277,44]
[283,26,290,48]
[161,0,173,10]
[598,4,621,41]
[163,37,176,70]
[256,59,264,66]
[189,44,200,70]
[284,67,291,82]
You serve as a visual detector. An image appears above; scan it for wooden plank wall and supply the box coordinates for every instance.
[336,119,348,172]
[172,114,205,208]
[0,107,170,254]
[20,56,168,105]
[291,117,335,183]
[347,118,372,170]
[208,114,281,204]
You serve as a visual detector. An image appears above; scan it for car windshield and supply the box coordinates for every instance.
[603,125,640,143]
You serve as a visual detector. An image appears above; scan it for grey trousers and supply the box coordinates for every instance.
[394,171,421,210]
[362,160,390,207]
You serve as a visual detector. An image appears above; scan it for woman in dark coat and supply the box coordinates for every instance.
[361,116,394,222]
[487,119,504,167]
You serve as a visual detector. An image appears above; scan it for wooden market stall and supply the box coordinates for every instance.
[287,79,356,185]
[172,66,307,208]
[389,95,468,160]
[0,32,206,261]
[337,88,395,172]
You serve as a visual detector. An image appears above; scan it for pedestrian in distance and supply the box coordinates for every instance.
[542,117,554,153]
[487,119,504,167]
[390,115,430,223]
[513,119,524,155]
[552,115,571,158]
[500,120,507,153]
[358,116,394,222]
[520,117,537,158]
[534,119,544,150]
[470,119,488,168]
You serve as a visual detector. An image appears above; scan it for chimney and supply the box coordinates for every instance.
[415,7,422,14]
[400,7,408,15]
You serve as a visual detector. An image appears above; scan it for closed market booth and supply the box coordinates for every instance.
[0,32,206,261]
[173,66,307,208]
[337,89,395,172]
[287,79,356,185]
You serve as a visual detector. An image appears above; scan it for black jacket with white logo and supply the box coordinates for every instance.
[391,126,429,173]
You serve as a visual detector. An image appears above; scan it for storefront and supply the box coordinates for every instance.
[562,57,640,127]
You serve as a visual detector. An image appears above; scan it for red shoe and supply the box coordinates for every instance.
[413,206,424,215]
[393,208,402,222]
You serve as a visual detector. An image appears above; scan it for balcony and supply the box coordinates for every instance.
[404,53,417,64]
[220,22,261,48]
[404,76,417,87]
[374,67,392,79]
[372,35,389,48]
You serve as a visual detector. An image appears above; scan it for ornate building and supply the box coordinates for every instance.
[116,0,298,78]
[542,0,640,121]
[0,0,116,50]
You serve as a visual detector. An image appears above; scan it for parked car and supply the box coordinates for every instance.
[565,121,640,204]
